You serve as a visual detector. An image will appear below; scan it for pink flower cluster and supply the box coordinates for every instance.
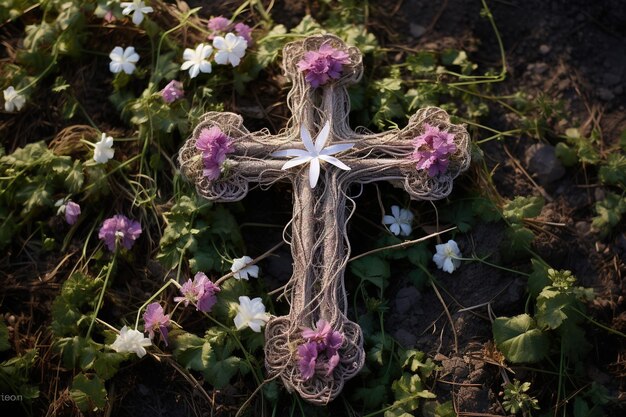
[411,124,457,177]
[174,272,220,313]
[160,80,184,103]
[98,214,142,252]
[195,126,234,180]
[297,319,343,381]
[207,16,253,43]
[143,302,170,346]
[296,43,351,88]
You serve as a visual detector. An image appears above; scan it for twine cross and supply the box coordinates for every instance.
[179,34,471,404]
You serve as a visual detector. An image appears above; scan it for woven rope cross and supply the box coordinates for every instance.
[179,34,471,404]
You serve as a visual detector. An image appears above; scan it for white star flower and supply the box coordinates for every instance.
[272,121,354,188]
[94,133,115,164]
[383,205,414,236]
[3,86,26,112]
[433,239,462,273]
[109,326,152,357]
[120,0,153,25]
[109,46,140,74]
[181,43,213,79]
[234,296,269,333]
[213,33,248,67]
[231,256,259,280]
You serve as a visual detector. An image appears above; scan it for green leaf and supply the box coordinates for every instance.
[555,142,579,167]
[93,351,125,380]
[502,224,535,257]
[353,384,388,409]
[599,153,626,187]
[493,314,549,363]
[389,373,436,415]
[591,192,626,236]
[255,24,288,68]
[350,256,390,290]
[502,196,544,223]
[64,160,84,193]
[291,15,322,35]
[205,356,242,388]
[406,52,437,75]
[0,349,39,400]
[527,258,549,299]
[172,332,212,372]
[70,373,107,411]
[0,319,9,352]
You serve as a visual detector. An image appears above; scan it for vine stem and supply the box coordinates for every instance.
[87,251,118,339]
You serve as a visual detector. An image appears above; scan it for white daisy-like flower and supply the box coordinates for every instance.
[272,121,354,188]
[109,325,152,357]
[109,46,140,74]
[94,133,115,164]
[3,86,26,112]
[180,44,213,79]
[234,296,269,332]
[120,0,153,25]
[213,33,248,67]
[433,239,462,273]
[230,256,259,280]
[383,205,414,237]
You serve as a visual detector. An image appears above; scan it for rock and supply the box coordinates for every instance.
[410,23,426,38]
[575,221,591,236]
[597,87,615,101]
[524,143,565,184]
[393,329,417,347]
[539,44,551,54]
[394,286,422,315]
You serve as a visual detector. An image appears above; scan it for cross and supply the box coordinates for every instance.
[179,34,471,404]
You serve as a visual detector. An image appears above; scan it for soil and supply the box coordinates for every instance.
[1,0,625,416]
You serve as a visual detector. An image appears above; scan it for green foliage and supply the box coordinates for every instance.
[502,379,539,415]
[599,153,626,187]
[157,196,243,273]
[561,128,600,165]
[70,373,107,412]
[171,329,249,389]
[500,196,544,258]
[0,349,39,400]
[350,255,391,291]
[493,314,549,363]
[502,196,544,223]
[51,272,103,336]
[591,191,626,236]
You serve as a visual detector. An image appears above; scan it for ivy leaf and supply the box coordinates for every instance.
[350,256,390,290]
[70,373,107,411]
[502,196,544,223]
[493,314,549,363]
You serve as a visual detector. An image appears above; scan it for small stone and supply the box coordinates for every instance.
[539,44,551,54]
[533,62,549,75]
[394,286,422,315]
[409,23,426,38]
[524,143,565,184]
[575,221,590,236]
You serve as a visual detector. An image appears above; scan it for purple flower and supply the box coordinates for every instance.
[208,16,230,32]
[411,124,457,177]
[160,80,184,103]
[298,319,344,380]
[234,22,253,43]
[195,126,234,180]
[64,201,81,225]
[296,43,351,88]
[143,302,171,346]
[174,272,221,312]
[297,341,318,381]
[98,214,142,251]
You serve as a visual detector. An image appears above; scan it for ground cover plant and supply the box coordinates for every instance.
[1,0,625,416]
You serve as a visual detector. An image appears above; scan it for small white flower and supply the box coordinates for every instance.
[110,325,152,357]
[231,256,259,280]
[213,33,248,67]
[3,86,26,112]
[120,0,154,25]
[94,133,115,164]
[109,46,140,74]
[383,205,414,237]
[234,296,269,332]
[181,44,213,79]
[272,121,354,188]
[433,239,462,273]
